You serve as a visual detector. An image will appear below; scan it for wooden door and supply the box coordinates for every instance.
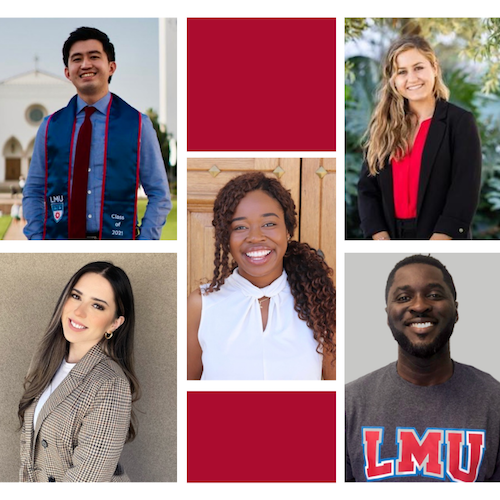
[300,158,336,283]
[187,158,335,293]
[5,158,21,180]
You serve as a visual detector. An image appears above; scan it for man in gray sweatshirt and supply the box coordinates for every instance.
[346,254,500,482]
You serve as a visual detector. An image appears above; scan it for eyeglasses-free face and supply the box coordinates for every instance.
[393,48,437,109]
[61,272,124,361]
[386,263,458,358]
[64,39,116,103]
[229,189,289,289]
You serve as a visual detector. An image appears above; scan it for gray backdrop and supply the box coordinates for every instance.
[0,253,176,482]
[345,253,500,384]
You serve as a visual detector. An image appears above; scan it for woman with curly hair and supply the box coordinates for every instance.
[187,172,336,380]
[358,35,481,240]
[19,261,139,482]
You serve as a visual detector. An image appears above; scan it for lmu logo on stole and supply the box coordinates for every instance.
[50,195,64,223]
[362,426,486,482]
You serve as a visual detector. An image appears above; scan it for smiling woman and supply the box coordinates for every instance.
[18,262,138,482]
[357,35,482,240]
[187,172,336,380]
[61,273,125,361]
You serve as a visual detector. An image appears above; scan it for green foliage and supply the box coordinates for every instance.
[345,19,500,239]
[146,108,177,183]
[0,216,12,240]
[346,18,500,94]
[137,198,177,240]
[345,18,368,42]
[345,56,379,239]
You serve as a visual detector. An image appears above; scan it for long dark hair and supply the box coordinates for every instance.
[208,172,336,358]
[18,261,140,442]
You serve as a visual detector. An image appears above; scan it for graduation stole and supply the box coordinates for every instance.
[43,94,141,239]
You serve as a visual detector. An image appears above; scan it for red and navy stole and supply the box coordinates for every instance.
[43,94,142,239]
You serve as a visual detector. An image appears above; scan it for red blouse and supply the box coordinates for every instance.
[392,118,432,219]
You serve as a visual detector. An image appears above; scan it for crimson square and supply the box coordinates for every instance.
[188,18,336,151]
[187,391,336,482]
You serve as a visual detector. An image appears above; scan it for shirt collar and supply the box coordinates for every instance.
[76,92,111,115]
[231,268,288,298]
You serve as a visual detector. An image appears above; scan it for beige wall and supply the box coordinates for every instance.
[0,253,176,482]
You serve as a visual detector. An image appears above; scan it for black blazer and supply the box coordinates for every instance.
[358,100,482,239]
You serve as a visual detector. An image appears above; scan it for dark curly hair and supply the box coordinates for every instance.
[208,172,336,358]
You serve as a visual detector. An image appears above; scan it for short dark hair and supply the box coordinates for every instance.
[385,255,457,302]
[63,27,115,83]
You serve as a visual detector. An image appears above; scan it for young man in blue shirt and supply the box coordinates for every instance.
[23,27,171,240]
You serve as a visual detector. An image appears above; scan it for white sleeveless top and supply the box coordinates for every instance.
[199,269,322,380]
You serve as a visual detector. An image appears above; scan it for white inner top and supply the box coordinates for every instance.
[199,269,322,380]
[34,359,76,426]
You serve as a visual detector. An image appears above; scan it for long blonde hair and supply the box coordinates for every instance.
[363,35,450,176]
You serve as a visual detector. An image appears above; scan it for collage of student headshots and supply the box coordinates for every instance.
[1,6,498,500]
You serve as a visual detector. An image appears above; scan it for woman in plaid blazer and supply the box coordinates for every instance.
[18,262,139,482]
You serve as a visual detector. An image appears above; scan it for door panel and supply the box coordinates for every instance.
[187,158,300,203]
[5,158,21,180]
[300,158,336,283]
[188,210,216,292]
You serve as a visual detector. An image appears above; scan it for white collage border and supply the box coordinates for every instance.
[2,1,499,499]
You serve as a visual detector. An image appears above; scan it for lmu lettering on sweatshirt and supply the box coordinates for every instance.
[362,427,486,482]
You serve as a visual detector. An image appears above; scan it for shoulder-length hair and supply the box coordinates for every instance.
[18,261,140,442]
[363,35,450,176]
[208,172,336,358]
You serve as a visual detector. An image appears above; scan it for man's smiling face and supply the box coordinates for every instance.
[386,263,458,358]
[64,39,116,102]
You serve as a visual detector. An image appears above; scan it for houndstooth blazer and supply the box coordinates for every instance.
[19,343,132,482]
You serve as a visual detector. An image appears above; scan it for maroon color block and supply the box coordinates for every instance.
[187,391,336,482]
[188,18,336,151]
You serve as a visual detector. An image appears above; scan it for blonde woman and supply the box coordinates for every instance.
[358,35,481,240]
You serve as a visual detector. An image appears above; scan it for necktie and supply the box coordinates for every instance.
[69,106,96,239]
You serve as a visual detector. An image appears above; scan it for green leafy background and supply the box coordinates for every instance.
[345,18,500,239]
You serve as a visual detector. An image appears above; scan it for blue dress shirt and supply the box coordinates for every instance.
[23,93,171,240]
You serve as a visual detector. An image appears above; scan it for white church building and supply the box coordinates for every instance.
[0,70,74,182]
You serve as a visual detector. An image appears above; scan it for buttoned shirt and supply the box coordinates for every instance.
[23,93,171,240]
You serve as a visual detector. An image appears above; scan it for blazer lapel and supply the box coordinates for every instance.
[24,394,39,439]
[33,368,80,439]
[379,161,396,231]
[32,344,107,441]
[417,99,448,215]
